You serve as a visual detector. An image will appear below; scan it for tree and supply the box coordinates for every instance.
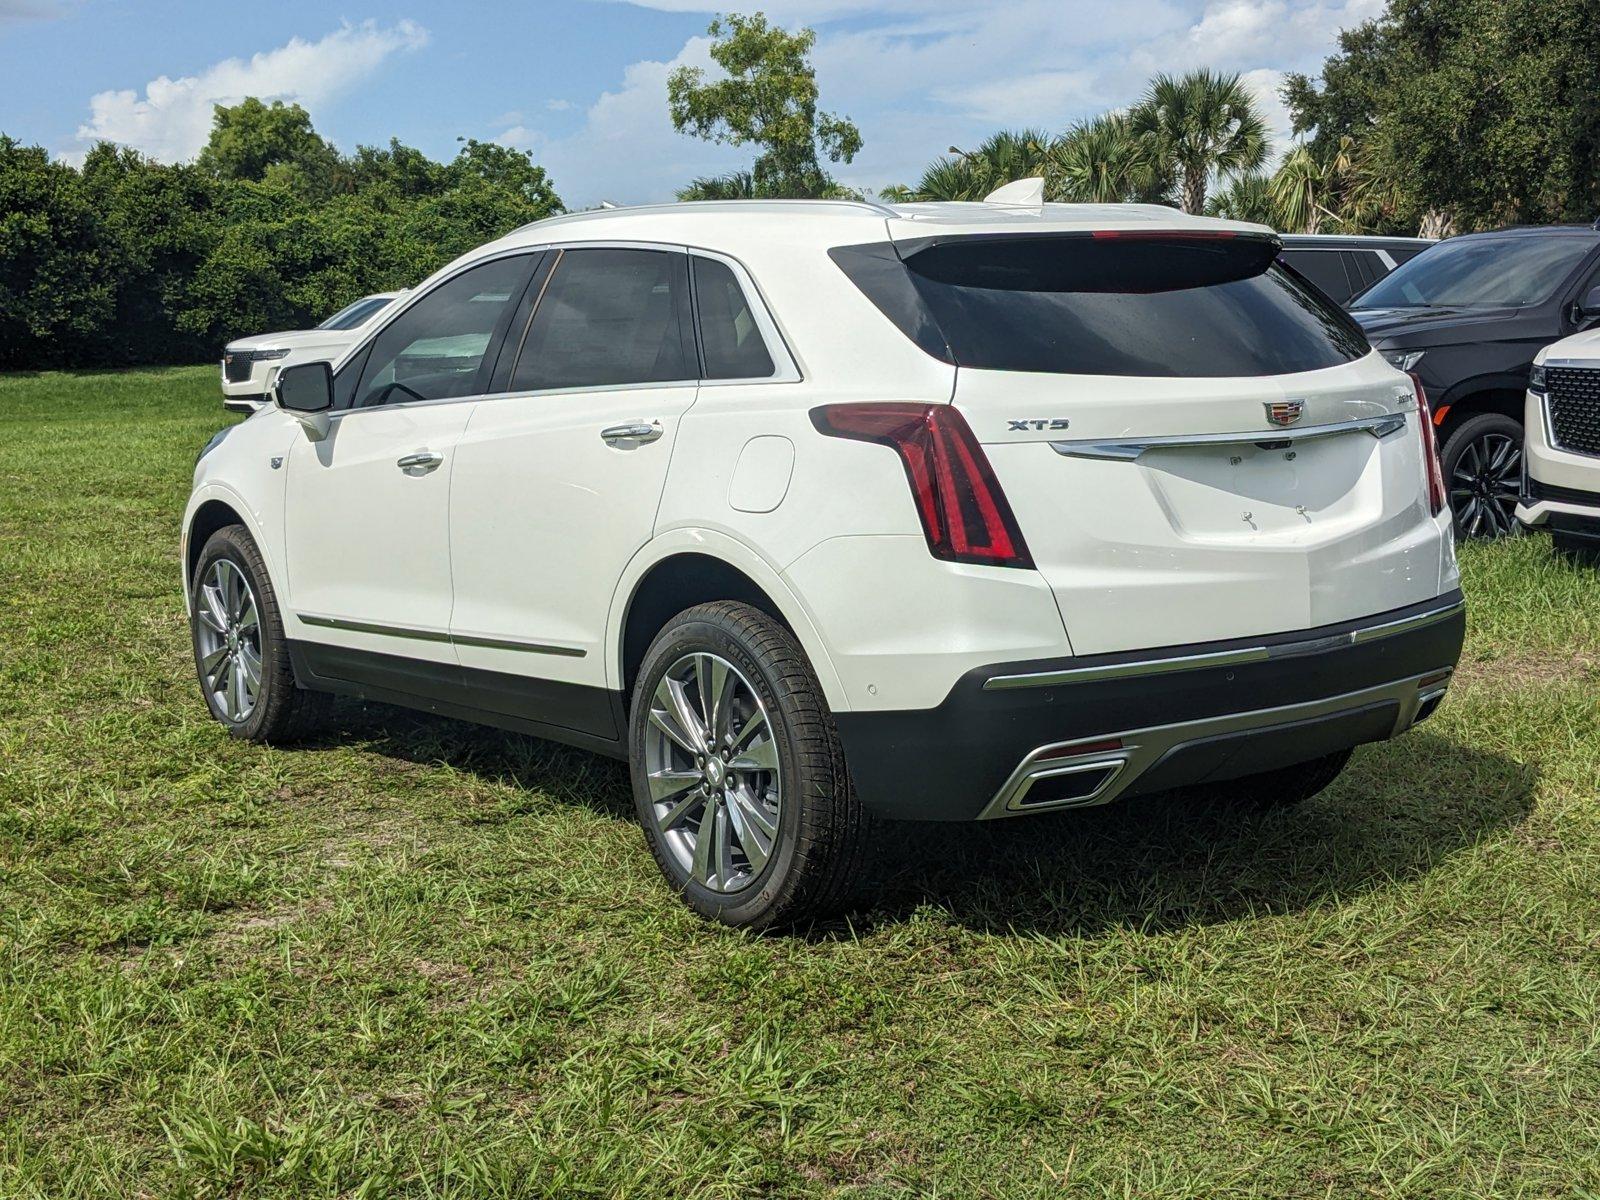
[1052,113,1171,204]
[196,99,343,197]
[1206,172,1275,224]
[1284,0,1600,231]
[894,130,1052,202]
[668,12,862,199]
[1129,70,1269,214]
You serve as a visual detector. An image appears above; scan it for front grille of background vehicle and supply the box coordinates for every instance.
[223,354,254,383]
[1546,366,1600,457]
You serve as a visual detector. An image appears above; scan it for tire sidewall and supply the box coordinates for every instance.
[628,610,808,926]
[190,527,278,741]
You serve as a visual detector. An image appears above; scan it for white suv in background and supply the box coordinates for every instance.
[183,198,1465,928]
[220,292,403,412]
[1518,333,1600,557]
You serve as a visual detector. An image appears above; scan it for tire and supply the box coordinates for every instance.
[1441,412,1524,540]
[628,601,869,929]
[1206,748,1352,811]
[190,524,328,743]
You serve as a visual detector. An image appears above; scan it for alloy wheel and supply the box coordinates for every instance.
[643,652,782,893]
[195,558,263,722]
[1450,430,1522,538]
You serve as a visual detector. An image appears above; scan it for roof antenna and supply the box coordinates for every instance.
[599,199,620,210]
[984,177,1045,206]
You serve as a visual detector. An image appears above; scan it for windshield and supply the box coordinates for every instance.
[1353,236,1594,310]
[318,295,392,330]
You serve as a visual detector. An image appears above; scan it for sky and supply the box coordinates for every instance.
[0,0,1382,209]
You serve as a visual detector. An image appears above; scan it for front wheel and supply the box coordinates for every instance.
[190,524,327,742]
[628,602,869,929]
[1443,412,1524,540]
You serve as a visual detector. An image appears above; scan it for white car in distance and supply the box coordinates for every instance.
[185,195,1465,928]
[220,292,404,412]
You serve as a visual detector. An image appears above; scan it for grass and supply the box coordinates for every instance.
[1,365,1598,1198]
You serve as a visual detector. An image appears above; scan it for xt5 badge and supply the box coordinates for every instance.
[1007,418,1071,432]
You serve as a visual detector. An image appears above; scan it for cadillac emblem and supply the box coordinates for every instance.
[1265,400,1305,426]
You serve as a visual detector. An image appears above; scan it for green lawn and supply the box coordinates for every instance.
[2,366,1598,1198]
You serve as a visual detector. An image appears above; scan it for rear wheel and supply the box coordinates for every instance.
[1206,749,1352,811]
[1443,412,1524,539]
[628,602,869,929]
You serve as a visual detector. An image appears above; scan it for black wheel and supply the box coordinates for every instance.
[1442,412,1524,539]
[190,524,328,743]
[1207,749,1352,810]
[628,601,869,929]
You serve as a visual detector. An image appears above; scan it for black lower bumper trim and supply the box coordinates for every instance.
[833,592,1465,821]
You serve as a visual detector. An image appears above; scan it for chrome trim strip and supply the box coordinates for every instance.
[982,598,1464,691]
[1049,412,1409,461]
[297,613,586,657]
[979,669,1451,819]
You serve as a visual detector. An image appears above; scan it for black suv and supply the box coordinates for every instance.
[1279,234,1434,306]
[1349,224,1600,537]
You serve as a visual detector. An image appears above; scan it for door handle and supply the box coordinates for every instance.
[600,421,663,445]
[396,450,445,472]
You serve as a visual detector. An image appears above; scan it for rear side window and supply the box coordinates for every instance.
[510,248,694,391]
[834,234,1369,378]
[1280,250,1355,303]
[693,256,775,379]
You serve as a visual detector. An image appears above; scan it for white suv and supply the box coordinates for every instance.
[183,199,1465,927]
[220,292,403,412]
[1517,332,1600,557]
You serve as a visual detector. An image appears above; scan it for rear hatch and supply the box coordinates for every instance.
[877,227,1442,655]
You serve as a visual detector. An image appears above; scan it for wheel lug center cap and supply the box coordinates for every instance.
[705,757,726,789]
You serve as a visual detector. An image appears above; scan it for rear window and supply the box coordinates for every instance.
[833,234,1369,378]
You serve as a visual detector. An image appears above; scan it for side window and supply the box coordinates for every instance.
[1281,250,1353,304]
[348,256,532,409]
[693,256,776,379]
[509,248,693,392]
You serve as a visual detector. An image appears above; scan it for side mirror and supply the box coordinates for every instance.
[275,361,333,440]
[1578,285,1600,323]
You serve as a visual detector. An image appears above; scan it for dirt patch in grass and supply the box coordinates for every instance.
[1454,647,1599,690]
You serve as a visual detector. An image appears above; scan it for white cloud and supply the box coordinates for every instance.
[73,20,429,162]
[545,98,574,112]
[498,36,747,209]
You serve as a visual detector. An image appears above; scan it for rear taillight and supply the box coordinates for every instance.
[810,403,1034,569]
[1412,372,1446,517]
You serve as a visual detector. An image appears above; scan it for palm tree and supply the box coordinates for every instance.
[904,129,1052,201]
[1129,70,1269,214]
[1051,112,1171,204]
[1206,172,1275,224]
[1270,146,1332,233]
[677,171,758,201]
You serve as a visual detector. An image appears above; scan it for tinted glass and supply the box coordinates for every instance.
[694,257,775,379]
[1280,250,1354,303]
[318,295,391,330]
[350,258,529,409]
[511,248,692,391]
[1354,235,1595,309]
[899,235,1367,377]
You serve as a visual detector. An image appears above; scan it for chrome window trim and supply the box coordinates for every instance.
[982,598,1464,691]
[1374,248,1398,270]
[1049,411,1409,462]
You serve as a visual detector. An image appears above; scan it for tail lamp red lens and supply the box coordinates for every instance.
[1411,373,1446,517]
[810,403,1034,569]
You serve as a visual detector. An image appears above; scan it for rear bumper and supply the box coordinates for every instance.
[833,591,1465,821]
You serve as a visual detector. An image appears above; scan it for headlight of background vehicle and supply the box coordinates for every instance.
[251,347,291,362]
[1528,362,1547,393]
[1382,349,1425,372]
